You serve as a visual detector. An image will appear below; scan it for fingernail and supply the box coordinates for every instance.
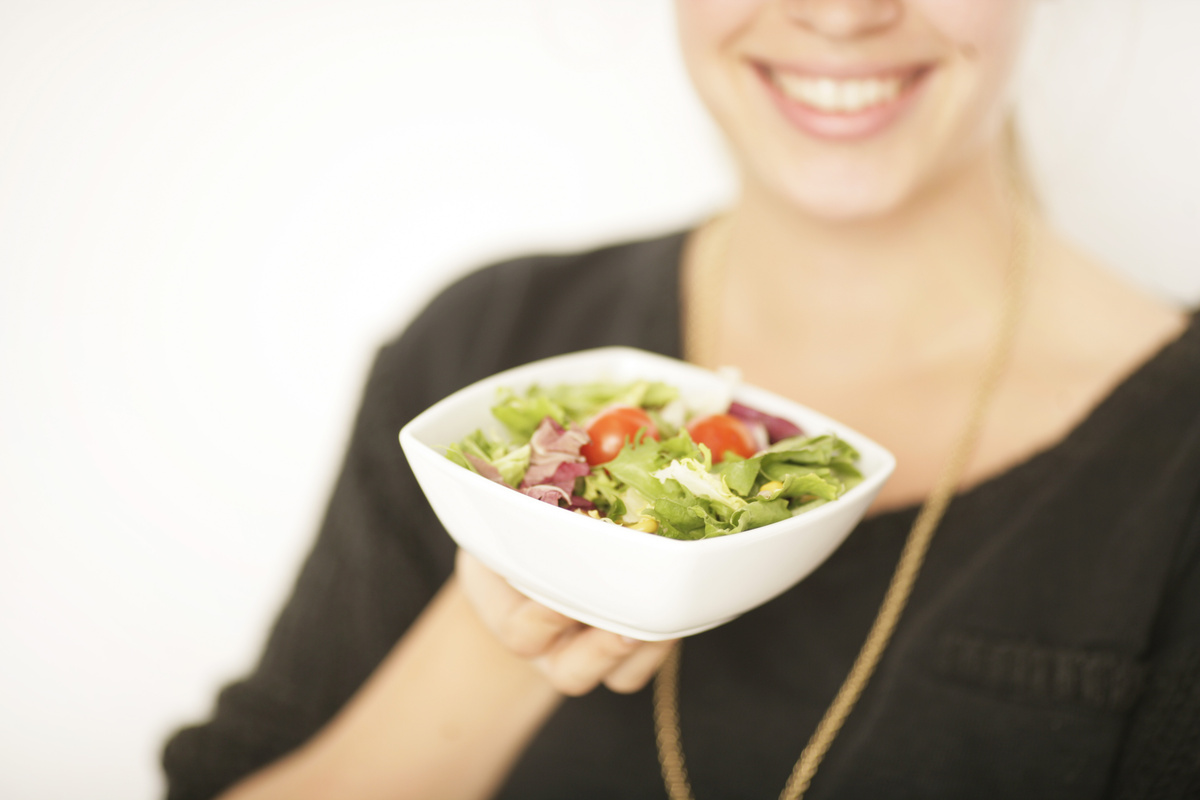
[621,636,639,645]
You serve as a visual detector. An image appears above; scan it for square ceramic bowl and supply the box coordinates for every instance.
[399,347,895,640]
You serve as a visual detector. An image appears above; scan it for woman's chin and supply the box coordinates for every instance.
[769,180,911,225]
[736,153,918,224]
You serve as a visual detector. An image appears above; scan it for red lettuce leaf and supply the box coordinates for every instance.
[521,484,571,505]
[567,496,596,511]
[464,453,507,486]
[521,417,589,487]
[519,416,592,507]
[728,401,804,444]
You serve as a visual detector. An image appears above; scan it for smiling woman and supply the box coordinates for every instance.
[676,0,1028,218]
[158,2,1200,799]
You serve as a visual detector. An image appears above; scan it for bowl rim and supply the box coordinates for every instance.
[399,346,896,551]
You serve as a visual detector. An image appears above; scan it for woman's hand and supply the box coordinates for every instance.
[456,549,677,696]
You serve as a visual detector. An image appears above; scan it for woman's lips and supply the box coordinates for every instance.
[753,62,933,141]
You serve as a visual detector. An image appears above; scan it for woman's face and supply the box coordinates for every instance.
[675,0,1032,220]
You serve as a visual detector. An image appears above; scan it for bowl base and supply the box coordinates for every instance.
[507,579,738,642]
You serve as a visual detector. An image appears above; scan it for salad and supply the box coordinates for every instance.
[445,380,862,540]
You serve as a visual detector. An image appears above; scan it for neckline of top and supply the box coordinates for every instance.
[646,226,1200,525]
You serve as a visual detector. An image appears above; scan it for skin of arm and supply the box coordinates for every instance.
[216,553,674,800]
[217,573,559,800]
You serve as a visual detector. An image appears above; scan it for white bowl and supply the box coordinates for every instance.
[399,347,895,640]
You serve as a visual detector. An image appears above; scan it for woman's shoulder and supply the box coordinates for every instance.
[1033,236,1194,384]
[425,229,688,311]
[374,228,690,404]
[985,236,1198,483]
[1022,302,1200,482]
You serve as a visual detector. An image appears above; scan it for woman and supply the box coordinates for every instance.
[164,2,1200,798]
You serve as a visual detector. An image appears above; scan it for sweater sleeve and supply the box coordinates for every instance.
[159,233,686,799]
[158,276,494,799]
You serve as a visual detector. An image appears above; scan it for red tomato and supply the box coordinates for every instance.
[687,413,757,462]
[581,406,659,466]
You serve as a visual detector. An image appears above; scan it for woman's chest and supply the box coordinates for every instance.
[504,485,1170,800]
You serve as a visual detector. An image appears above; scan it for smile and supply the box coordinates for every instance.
[773,72,908,113]
[753,62,933,140]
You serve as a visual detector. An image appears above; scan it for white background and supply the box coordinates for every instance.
[1,2,1197,798]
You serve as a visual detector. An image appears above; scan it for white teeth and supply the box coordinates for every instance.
[772,72,904,113]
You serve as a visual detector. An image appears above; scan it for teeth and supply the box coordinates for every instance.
[772,72,904,113]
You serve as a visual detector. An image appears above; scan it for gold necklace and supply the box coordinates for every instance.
[661,172,1031,800]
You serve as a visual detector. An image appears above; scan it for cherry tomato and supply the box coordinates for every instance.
[581,406,659,466]
[687,413,758,462]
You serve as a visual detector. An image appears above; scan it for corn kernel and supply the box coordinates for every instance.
[631,517,659,534]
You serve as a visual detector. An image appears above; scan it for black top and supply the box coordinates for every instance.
[163,231,1200,800]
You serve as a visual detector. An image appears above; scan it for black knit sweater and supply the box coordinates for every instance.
[164,231,1200,799]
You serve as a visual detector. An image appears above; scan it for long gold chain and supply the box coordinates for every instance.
[660,170,1031,800]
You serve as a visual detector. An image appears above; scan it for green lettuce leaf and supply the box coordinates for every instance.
[446,429,530,488]
[446,428,510,467]
[652,457,747,512]
[646,498,707,539]
[490,389,568,440]
[732,497,792,531]
[492,444,532,489]
[603,436,682,504]
[713,454,762,497]
[534,380,679,423]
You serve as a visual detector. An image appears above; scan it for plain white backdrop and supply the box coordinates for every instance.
[1,2,1197,798]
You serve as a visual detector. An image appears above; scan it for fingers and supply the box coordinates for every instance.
[536,630,679,697]
[603,639,677,694]
[502,596,583,658]
[456,549,579,657]
[534,626,642,696]
[455,548,678,697]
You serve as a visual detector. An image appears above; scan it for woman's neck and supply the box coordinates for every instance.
[718,146,1027,366]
